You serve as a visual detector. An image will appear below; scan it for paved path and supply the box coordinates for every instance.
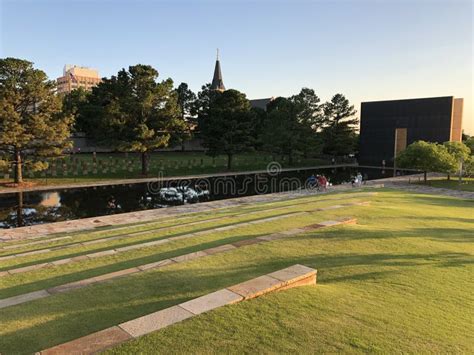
[384,183,474,200]
[369,172,474,200]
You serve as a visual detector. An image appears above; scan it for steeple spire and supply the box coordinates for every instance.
[210,49,225,92]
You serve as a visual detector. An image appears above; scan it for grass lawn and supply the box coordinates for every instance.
[420,177,474,192]
[0,189,472,354]
[0,152,328,190]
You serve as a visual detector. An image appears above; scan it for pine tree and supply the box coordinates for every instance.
[200,89,256,169]
[321,94,358,157]
[78,64,186,175]
[0,58,73,183]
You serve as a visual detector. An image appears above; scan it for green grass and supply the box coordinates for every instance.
[419,177,474,192]
[0,151,327,190]
[0,189,473,354]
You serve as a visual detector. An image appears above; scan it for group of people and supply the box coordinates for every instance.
[351,172,363,187]
[307,172,365,190]
[307,174,329,191]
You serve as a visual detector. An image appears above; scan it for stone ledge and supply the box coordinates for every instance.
[267,264,317,286]
[39,326,132,355]
[228,275,284,300]
[0,290,50,309]
[203,244,237,255]
[179,289,243,315]
[118,305,194,338]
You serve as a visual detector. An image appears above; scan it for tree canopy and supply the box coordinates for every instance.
[320,93,359,156]
[261,97,317,164]
[76,64,186,175]
[0,57,73,183]
[175,82,197,150]
[396,141,457,179]
[199,89,256,169]
[61,87,90,133]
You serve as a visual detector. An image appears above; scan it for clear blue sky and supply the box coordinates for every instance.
[1,0,472,133]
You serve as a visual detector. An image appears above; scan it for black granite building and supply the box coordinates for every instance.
[359,96,463,166]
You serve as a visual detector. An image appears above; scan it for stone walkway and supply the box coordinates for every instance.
[0,184,381,241]
[39,264,317,355]
[384,182,474,200]
[0,217,355,310]
[368,172,474,200]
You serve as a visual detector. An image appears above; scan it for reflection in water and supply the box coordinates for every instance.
[39,192,61,207]
[0,167,414,229]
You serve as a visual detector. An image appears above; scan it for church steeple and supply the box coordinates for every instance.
[210,49,225,92]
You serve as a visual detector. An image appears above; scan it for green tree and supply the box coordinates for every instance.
[79,64,185,175]
[175,82,196,150]
[176,82,196,119]
[443,141,471,181]
[464,136,474,153]
[464,156,474,176]
[261,97,315,165]
[192,83,220,130]
[321,93,358,156]
[61,87,90,132]
[289,88,324,157]
[200,89,256,169]
[396,141,457,182]
[251,106,267,150]
[290,88,324,129]
[0,58,73,183]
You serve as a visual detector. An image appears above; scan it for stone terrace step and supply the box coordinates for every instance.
[0,217,355,310]
[0,211,305,276]
[1,201,367,276]
[38,264,317,355]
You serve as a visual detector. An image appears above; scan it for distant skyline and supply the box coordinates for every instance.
[1,0,472,134]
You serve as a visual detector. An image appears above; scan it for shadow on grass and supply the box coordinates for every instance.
[297,223,473,244]
[0,211,298,272]
[0,232,270,298]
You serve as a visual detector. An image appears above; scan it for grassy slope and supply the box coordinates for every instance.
[0,194,366,299]
[0,189,472,354]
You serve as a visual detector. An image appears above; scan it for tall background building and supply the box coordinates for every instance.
[56,65,101,94]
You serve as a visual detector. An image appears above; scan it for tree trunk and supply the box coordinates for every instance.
[14,149,23,184]
[141,151,149,176]
[17,191,24,227]
[423,171,427,183]
[227,154,233,170]
[447,173,450,181]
